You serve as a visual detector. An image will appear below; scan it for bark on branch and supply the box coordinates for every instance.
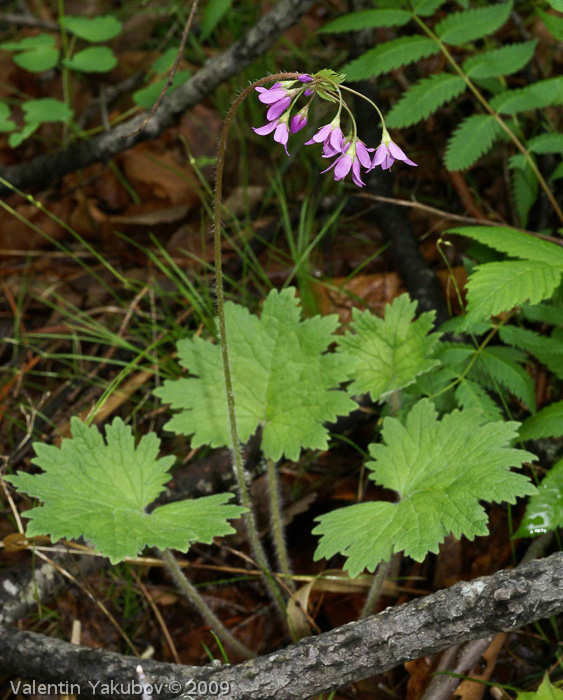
[0,0,313,197]
[1,553,561,700]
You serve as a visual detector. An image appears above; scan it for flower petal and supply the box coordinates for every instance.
[334,155,352,180]
[267,96,292,121]
[356,141,372,168]
[371,144,388,168]
[274,122,290,155]
[253,120,278,135]
[329,127,343,151]
[351,159,365,187]
[258,88,288,105]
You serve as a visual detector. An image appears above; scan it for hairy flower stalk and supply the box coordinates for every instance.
[213,70,416,629]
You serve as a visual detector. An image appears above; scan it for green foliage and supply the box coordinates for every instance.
[517,675,563,700]
[200,0,234,41]
[537,8,563,40]
[0,102,15,132]
[519,401,563,441]
[490,77,563,115]
[412,0,447,16]
[450,227,563,325]
[319,9,412,33]
[454,379,503,422]
[439,343,536,412]
[527,133,563,155]
[133,70,191,108]
[313,399,535,577]
[462,41,537,79]
[445,115,502,171]
[0,34,59,72]
[515,460,563,538]
[342,37,438,82]
[6,418,245,564]
[154,288,355,462]
[9,98,73,148]
[63,46,118,73]
[509,157,538,228]
[61,15,123,43]
[435,2,512,45]
[337,294,441,401]
[499,326,563,379]
[386,73,465,129]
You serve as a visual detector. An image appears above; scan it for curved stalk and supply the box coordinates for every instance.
[213,72,303,617]
[360,559,390,619]
[160,548,254,659]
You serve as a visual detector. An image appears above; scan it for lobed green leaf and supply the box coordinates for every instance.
[61,15,123,42]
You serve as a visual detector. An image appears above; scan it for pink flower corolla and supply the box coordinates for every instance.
[321,138,373,188]
[290,106,309,134]
[253,115,290,155]
[305,119,344,157]
[255,81,298,121]
[371,135,417,171]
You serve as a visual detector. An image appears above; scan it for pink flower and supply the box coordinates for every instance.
[253,117,290,155]
[321,138,373,188]
[305,120,344,157]
[255,81,298,121]
[371,139,417,171]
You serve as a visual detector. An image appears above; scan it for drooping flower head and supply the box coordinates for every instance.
[371,128,417,171]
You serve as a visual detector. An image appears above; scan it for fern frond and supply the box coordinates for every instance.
[342,36,438,82]
[499,326,563,380]
[435,2,512,45]
[470,346,536,412]
[527,133,563,154]
[386,73,465,129]
[445,115,502,171]
[462,41,537,79]
[490,77,563,115]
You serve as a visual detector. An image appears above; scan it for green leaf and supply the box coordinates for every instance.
[515,460,563,538]
[470,346,536,412]
[455,379,503,422]
[510,160,538,228]
[155,288,356,462]
[5,418,245,564]
[552,162,563,180]
[9,122,39,148]
[439,343,536,411]
[22,98,73,124]
[450,226,563,267]
[500,326,563,380]
[0,102,15,132]
[63,46,117,73]
[537,8,563,40]
[61,15,123,42]
[386,73,466,129]
[337,294,441,402]
[463,260,562,327]
[319,9,412,33]
[435,2,512,45]
[150,47,180,75]
[527,133,563,155]
[314,399,535,577]
[546,0,563,10]
[413,0,447,16]
[200,0,233,41]
[518,675,563,700]
[133,69,191,108]
[490,77,563,115]
[462,41,537,79]
[445,115,502,171]
[521,300,563,326]
[341,37,438,82]
[0,34,59,73]
[519,401,563,441]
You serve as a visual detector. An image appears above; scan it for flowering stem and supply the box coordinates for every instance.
[160,548,255,659]
[266,457,295,591]
[214,71,303,619]
[413,14,563,226]
[338,83,387,133]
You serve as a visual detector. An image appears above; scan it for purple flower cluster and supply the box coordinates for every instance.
[253,75,417,187]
